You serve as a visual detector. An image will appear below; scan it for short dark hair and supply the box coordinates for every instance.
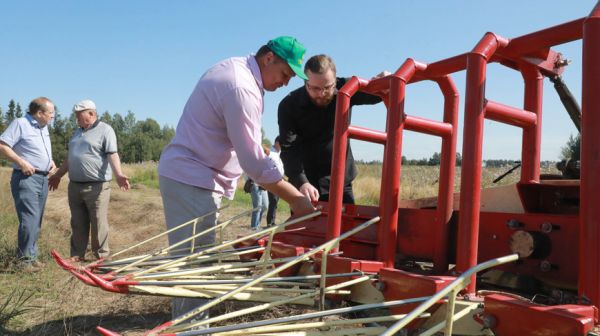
[304,54,336,76]
[256,45,285,63]
[28,97,52,115]
[274,136,280,144]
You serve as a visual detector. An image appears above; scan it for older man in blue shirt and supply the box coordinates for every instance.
[0,97,55,271]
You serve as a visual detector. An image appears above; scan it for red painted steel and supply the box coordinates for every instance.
[520,65,543,183]
[484,294,596,335]
[96,327,123,336]
[329,58,458,272]
[457,33,506,292]
[580,1,600,307]
[501,18,585,57]
[380,267,455,316]
[433,76,459,273]
[404,115,453,137]
[348,125,387,144]
[376,73,406,268]
[484,100,537,128]
[328,77,362,251]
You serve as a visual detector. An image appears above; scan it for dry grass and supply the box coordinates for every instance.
[0,162,560,334]
[354,163,560,205]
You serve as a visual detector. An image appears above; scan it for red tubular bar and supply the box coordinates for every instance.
[374,60,423,268]
[501,18,585,58]
[520,65,543,183]
[484,100,538,128]
[328,77,363,250]
[457,32,507,293]
[377,73,406,267]
[404,115,453,137]
[348,125,387,144]
[413,54,467,83]
[433,76,459,273]
[580,1,600,307]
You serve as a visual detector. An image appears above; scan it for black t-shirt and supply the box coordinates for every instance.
[277,77,381,194]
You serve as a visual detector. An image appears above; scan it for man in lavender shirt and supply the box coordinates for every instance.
[157,36,315,325]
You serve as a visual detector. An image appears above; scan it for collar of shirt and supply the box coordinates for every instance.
[81,119,100,131]
[248,55,264,96]
[25,113,42,129]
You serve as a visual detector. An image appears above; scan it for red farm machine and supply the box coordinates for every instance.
[52,2,600,335]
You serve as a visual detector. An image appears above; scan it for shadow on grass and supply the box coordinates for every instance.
[2,311,170,336]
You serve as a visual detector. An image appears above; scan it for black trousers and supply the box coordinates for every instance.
[266,192,279,225]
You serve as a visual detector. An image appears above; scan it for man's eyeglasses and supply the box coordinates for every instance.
[305,82,336,94]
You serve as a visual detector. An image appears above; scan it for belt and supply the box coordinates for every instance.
[70,180,107,184]
[14,169,49,176]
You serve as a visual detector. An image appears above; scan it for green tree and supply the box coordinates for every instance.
[6,100,16,123]
[428,152,441,166]
[0,106,4,132]
[15,103,23,118]
[455,152,462,166]
[100,111,113,125]
[561,133,580,161]
[124,110,136,135]
[111,113,125,139]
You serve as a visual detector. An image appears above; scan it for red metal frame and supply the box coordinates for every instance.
[328,59,458,273]
[580,1,600,308]
[325,1,600,332]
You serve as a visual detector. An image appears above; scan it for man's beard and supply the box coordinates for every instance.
[310,95,335,107]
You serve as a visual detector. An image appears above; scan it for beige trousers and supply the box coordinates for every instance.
[68,181,111,259]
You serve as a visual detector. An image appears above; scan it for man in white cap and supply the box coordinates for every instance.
[49,99,129,261]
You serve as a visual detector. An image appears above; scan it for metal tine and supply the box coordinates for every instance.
[154,216,379,335]
[176,295,431,335]
[125,211,322,278]
[172,275,373,333]
[94,215,378,336]
[79,213,238,272]
[97,245,264,269]
[109,207,259,275]
[99,206,253,271]
[125,255,300,281]
[98,245,265,274]
[117,271,364,287]
[201,313,423,336]
[110,205,229,260]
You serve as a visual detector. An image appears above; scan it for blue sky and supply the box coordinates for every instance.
[1,1,595,161]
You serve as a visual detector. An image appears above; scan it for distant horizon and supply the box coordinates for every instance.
[0,96,577,162]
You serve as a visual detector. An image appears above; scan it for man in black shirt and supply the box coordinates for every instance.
[278,54,384,204]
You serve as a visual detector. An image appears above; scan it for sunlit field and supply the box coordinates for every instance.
[0,161,560,334]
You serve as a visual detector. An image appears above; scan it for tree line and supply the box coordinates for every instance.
[0,99,175,165]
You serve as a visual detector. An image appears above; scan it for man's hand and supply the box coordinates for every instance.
[48,174,61,191]
[299,182,319,202]
[49,161,57,174]
[18,160,35,176]
[116,174,130,191]
[289,195,317,217]
[371,70,391,80]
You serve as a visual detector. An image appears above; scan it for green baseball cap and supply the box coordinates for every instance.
[267,36,308,80]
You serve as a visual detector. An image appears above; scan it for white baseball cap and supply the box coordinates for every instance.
[73,99,96,112]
